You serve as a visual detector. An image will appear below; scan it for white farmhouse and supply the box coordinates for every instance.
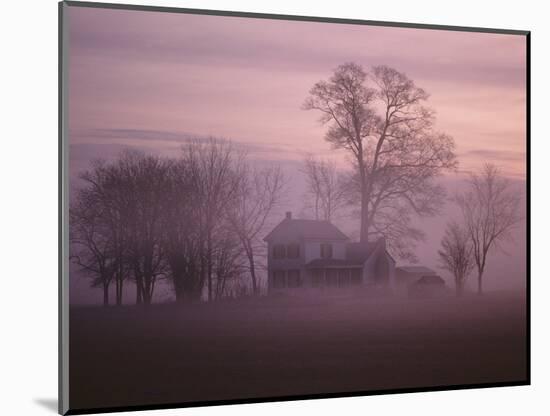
[264,212,395,292]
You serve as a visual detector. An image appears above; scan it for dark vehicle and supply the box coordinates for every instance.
[408,275,447,298]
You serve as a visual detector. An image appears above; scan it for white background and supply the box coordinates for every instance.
[1,0,547,415]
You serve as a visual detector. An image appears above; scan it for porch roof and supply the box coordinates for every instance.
[305,259,363,269]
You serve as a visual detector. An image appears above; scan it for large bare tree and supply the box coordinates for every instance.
[456,164,522,294]
[226,164,285,294]
[301,156,347,222]
[304,63,456,260]
[438,221,475,296]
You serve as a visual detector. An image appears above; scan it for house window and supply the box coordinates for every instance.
[287,270,302,288]
[326,269,338,287]
[273,244,286,259]
[273,270,286,288]
[287,243,300,259]
[320,243,333,259]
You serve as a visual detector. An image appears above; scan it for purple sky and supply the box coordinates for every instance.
[68,6,526,177]
[67,6,527,302]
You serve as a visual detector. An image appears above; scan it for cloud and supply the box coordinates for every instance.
[73,127,292,153]
[76,128,196,142]
[461,149,526,162]
[69,129,303,180]
[69,6,526,88]
[67,6,527,181]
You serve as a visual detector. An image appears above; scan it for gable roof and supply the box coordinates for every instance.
[345,242,380,263]
[415,275,445,285]
[305,258,363,269]
[263,218,349,242]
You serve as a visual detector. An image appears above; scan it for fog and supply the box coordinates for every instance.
[70,291,526,410]
[69,164,527,305]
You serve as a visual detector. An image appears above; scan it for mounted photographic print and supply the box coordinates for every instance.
[59,1,530,414]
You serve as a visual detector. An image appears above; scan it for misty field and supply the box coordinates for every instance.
[69,291,527,411]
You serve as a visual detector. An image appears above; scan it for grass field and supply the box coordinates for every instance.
[69,291,528,411]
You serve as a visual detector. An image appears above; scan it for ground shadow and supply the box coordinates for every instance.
[34,398,57,413]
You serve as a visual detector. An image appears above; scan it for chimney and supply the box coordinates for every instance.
[285,211,292,220]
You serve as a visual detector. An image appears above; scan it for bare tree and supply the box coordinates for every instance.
[226,164,285,294]
[301,156,347,222]
[115,151,171,305]
[91,163,131,306]
[212,229,246,299]
[161,159,205,303]
[304,63,456,260]
[71,160,131,306]
[438,222,474,296]
[70,192,115,306]
[182,138,243,302]
[456,164,522,294]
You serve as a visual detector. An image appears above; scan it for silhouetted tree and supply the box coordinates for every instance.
[456,164,522,294]
[227,165,285,294]
[212,228,246,299]
[162,159,205,302]
[304,63,457,260]
[115,151,171,305]
[301,156,347,222]
[71,160,131,306]
[182,138,243,302]
[438,221,474,296]
[70,188,115,306]
[71,139,285,304]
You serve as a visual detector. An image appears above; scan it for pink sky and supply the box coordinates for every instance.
[67,6,527,301]
[68,6,527,180]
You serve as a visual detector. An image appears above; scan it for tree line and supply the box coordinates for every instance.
[70,139,285,305]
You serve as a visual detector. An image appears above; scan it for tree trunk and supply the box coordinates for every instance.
[477,271,483,295]
[142,275,153,305]
[115,278,123,305]
[360,188,369,243]
[103,283,109,306]
[207,233,213,302]
[248,253,258,295]
[119,281,123,305]
[315,196,320,221]
[455,277,463,297]
[135,275,143,304]
[359,161,370,243]
[115,260,124,305]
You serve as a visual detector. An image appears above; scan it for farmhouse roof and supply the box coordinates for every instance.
[396,266,437,275]
[305,258,364,269]
[415,275,445,285]
[263,216,349,242]
[345,242,380,263]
